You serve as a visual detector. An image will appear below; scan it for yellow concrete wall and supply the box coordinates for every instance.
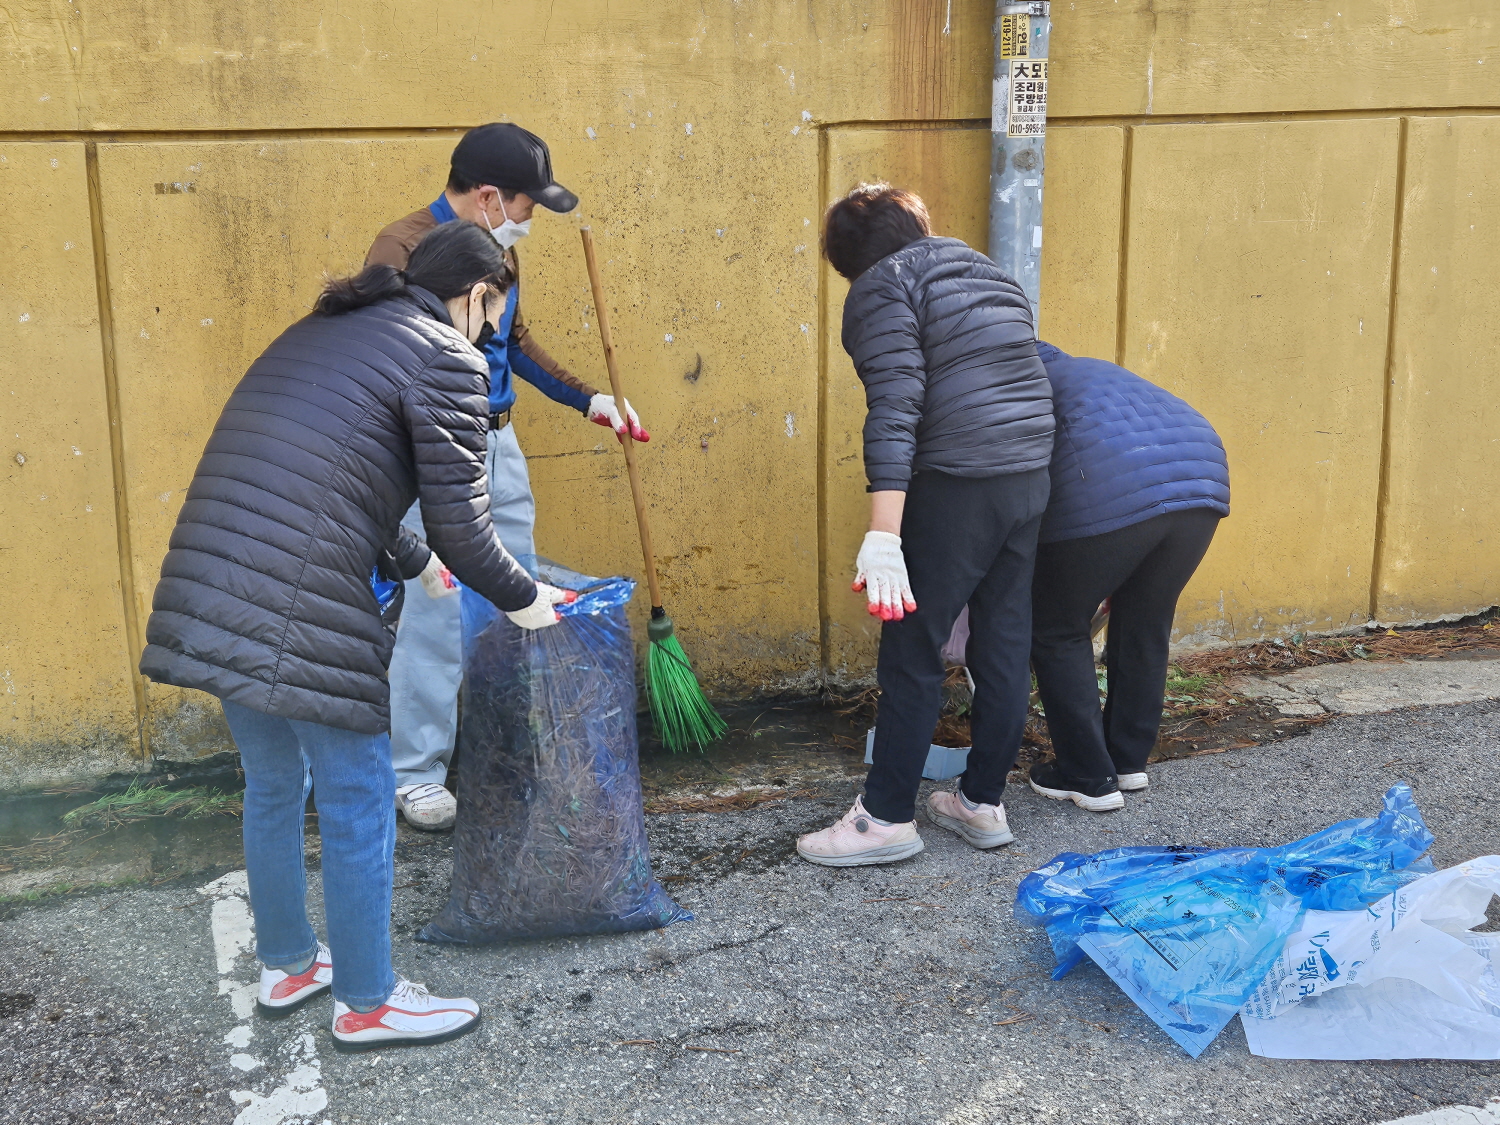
[1,1,1497,784]
[1373,115,1500,623]
[0,143,141,786]
[1121,119,1401,644]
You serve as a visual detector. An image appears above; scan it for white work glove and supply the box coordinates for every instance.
[504,582,577,630]
[418,553,459,599]
[587,393,650,442]
[852,530,917,621]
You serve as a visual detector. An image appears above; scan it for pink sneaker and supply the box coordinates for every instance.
[257,942,333,1018]
[332,979,480,1052]
[796,796,924,867]
[925,786,1015,849]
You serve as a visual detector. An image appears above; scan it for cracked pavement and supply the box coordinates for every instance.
[1231,653,1500,718]
[3,698,1499,1124]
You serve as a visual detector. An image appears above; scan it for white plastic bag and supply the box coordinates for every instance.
[1240,855,1500,1060]
[941,607,970,666]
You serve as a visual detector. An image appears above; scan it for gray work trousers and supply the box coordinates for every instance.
[386,423,536,787]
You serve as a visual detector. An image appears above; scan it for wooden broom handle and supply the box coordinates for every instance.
[580,227,663,611]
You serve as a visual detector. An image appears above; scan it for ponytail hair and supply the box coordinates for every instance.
[315,221,511,316]
[315,263,409,315]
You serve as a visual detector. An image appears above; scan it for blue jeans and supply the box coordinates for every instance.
[387,422,536,787]
[221,700,397,1009]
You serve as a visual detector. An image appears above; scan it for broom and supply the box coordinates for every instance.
[579,226,727,753]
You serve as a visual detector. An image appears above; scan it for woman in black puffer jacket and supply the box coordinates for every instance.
[140,222,570,1049]
[798,184,1054,868]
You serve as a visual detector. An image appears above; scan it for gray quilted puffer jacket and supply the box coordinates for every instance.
[841,236,1054,491]
[140,285,537,734]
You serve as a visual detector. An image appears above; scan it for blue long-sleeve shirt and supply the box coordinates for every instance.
[427,194,593,416]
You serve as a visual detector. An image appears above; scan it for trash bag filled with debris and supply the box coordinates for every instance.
[1014,783,1434,1057]
[418,560,690,944]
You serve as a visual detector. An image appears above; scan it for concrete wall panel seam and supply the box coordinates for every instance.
[0,128,476,144]
[1369,116,1412,621]
[18,106,1500,147]
[11,108,1500,152]
[1113,125,1136,368]
[1037,106,1500,128]
[83,140,148,762]
[815,122,833,676]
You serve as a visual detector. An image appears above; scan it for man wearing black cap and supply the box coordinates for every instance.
[368,122,650,830]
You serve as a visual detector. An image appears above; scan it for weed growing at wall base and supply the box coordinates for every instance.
[61,781,242,830]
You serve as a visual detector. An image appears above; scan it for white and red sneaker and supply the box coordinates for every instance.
[257,942,333,1018]
[331,979,481,1052]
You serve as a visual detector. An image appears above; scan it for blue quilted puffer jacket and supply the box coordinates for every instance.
[1037,342,1229,544]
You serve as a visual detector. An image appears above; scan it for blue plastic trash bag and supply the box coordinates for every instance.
[418,560,691,944]
[1014,783,1433,1057]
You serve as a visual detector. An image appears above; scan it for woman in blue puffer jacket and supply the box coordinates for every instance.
[1026,342,1230,812]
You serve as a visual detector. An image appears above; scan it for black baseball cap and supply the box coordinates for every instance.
[450,123,578,213]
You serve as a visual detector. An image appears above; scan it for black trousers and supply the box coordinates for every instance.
[863,468,1050,823]
[1030,509,1221,783]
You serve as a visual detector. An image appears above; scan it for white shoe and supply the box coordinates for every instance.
[1028,762,1126,812]
[1116,772,1149,792]
[925,786,1015,849]
[332,979,480,1052]
[795,796,924,867]
[396,783,456,830]
[257,941,333,1018]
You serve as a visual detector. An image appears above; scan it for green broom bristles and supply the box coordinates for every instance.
[646,616,726,753]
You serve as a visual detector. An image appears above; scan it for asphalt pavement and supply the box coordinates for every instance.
[3,698,1498,1125]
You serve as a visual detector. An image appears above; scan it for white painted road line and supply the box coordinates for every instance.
[199,870,330,1125]
[1372,1099,1500,1125]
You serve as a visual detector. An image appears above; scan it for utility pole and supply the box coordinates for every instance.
[989,1,1051,321]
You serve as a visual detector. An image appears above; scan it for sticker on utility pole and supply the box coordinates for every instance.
[1008,58,1048,137]
[999,14,1032,58]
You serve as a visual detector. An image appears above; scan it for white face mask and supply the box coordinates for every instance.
[483,194,531,250]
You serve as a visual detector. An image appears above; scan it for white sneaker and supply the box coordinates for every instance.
[395,783,456,830]
[332,979,481,1053]
[1028,762,1126,812]
[795,796,924,867]
[925,786,1015,849]
[1116,772,1149,792]
[257,941,333,1018]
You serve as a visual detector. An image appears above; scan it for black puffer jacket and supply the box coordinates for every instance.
[841,236,1054,491]
[140,286,537,734]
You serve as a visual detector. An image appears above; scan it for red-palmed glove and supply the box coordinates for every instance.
[504,583,579,630]
[852,531,917,621]
[587,393,650,442]
[417,553,459,599]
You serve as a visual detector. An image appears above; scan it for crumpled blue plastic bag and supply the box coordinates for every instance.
[418,559,691,944]
[1014,783,1434,1057]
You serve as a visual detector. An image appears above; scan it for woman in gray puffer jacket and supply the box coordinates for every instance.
[140,222,571,1050]
[798,183,1054,868]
